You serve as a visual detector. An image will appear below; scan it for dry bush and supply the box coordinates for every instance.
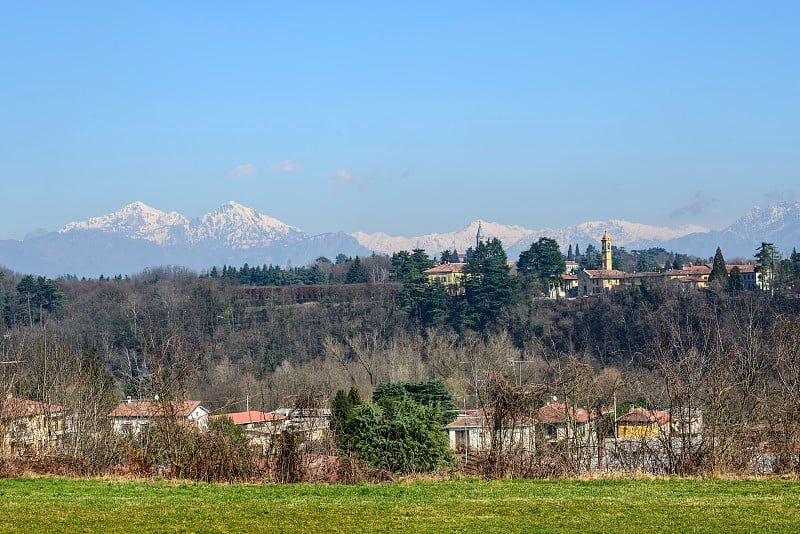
[0,454,93,478]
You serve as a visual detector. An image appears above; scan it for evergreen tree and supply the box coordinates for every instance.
[331,386,362,438]
[729,266,744,293]
[517,237,566,279]
[461,238,518,329]
[755,242,780,293]
[580,244,600,269]
[708,247,729,289]
[345,257,368,284]
[372,379,457,424]
[399,277,446,327]
[567,244,574,262]
[339,399,454,474]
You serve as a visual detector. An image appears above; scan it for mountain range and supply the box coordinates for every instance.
[1,201,799,278]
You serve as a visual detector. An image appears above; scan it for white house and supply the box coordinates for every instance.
[445,409,536,453]
[108,399,209,435]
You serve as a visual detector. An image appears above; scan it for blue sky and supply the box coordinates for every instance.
[1,2,798,239]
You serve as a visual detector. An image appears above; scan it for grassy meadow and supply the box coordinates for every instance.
[1,476,799,533]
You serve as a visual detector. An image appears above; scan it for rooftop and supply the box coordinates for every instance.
[108,400,205,418]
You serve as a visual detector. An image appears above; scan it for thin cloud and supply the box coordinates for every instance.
[765,189,796,203]
[228,164,257,179]
[271,159,302,173]
[331,168,356,192]
[669,190,717,219]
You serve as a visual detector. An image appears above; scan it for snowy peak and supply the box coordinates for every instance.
[190,201,304,248]
[563,219,708,244]
[353,219,709,256]
[58,201,305,249]
[59,201,189,246]
[725,202,800,239]
[353,220,535,254]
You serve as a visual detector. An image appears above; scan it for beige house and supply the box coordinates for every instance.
[209,410,287,453]
[0,397,65,455]
[445,409,536,453]
[538,403,595,444]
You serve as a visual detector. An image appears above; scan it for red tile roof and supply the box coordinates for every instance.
[583,270,628,279]
[679,266,711,274]
[209,411,286,425]
[616,407,670,425]
[538,403,591,424]
[445,409,536,428]
[1,398,63,417]
[108,400,204,418]
[728,264,758,273]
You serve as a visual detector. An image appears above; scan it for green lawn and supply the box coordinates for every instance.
[1,476,799,533]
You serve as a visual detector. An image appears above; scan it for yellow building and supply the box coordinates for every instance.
[0,398,65,455]
[423,263,467,285]
[616,407,670,439]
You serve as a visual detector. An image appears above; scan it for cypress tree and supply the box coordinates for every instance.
[708,247,729,289]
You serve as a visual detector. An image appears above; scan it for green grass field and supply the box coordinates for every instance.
[1,476,799,533]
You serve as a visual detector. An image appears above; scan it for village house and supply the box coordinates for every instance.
[423,262,468,286]
[269,407,331,444]
[0,397,65,455]
[574,232,763,297]
[445,409,536,453]
[538,402,595,444]
[209,410,287,453]
[108,399,210,435]
[615,407,671,439]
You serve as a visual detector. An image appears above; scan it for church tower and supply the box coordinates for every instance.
[476,221,485,248]
[601,231,613,271]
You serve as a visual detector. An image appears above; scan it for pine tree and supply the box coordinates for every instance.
[755,242,780,293]
[517,237,566,279]
[345,256,368,284]
[708,247,729,289]
[461,238,518,329]
[729,266,744,293]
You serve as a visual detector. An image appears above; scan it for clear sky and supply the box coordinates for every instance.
[2,2,798,240]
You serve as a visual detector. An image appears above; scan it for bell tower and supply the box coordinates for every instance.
[601,231,613,271]
[476,221,485,248]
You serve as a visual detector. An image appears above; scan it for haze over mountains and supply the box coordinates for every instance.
[1,201,799,278]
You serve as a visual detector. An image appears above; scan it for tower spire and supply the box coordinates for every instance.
[476,221,485,248]
[601,230,612,270]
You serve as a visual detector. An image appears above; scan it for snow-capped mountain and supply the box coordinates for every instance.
[353,219,708,257]
[58,201,305,249]
[724,202,800,241]
[188,201,304,248]
[352,220,537,256]
[663,201,800,258]
[59,201,189,246]
[3,200,799,278]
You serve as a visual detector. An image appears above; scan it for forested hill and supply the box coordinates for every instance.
[2,248,800,416]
